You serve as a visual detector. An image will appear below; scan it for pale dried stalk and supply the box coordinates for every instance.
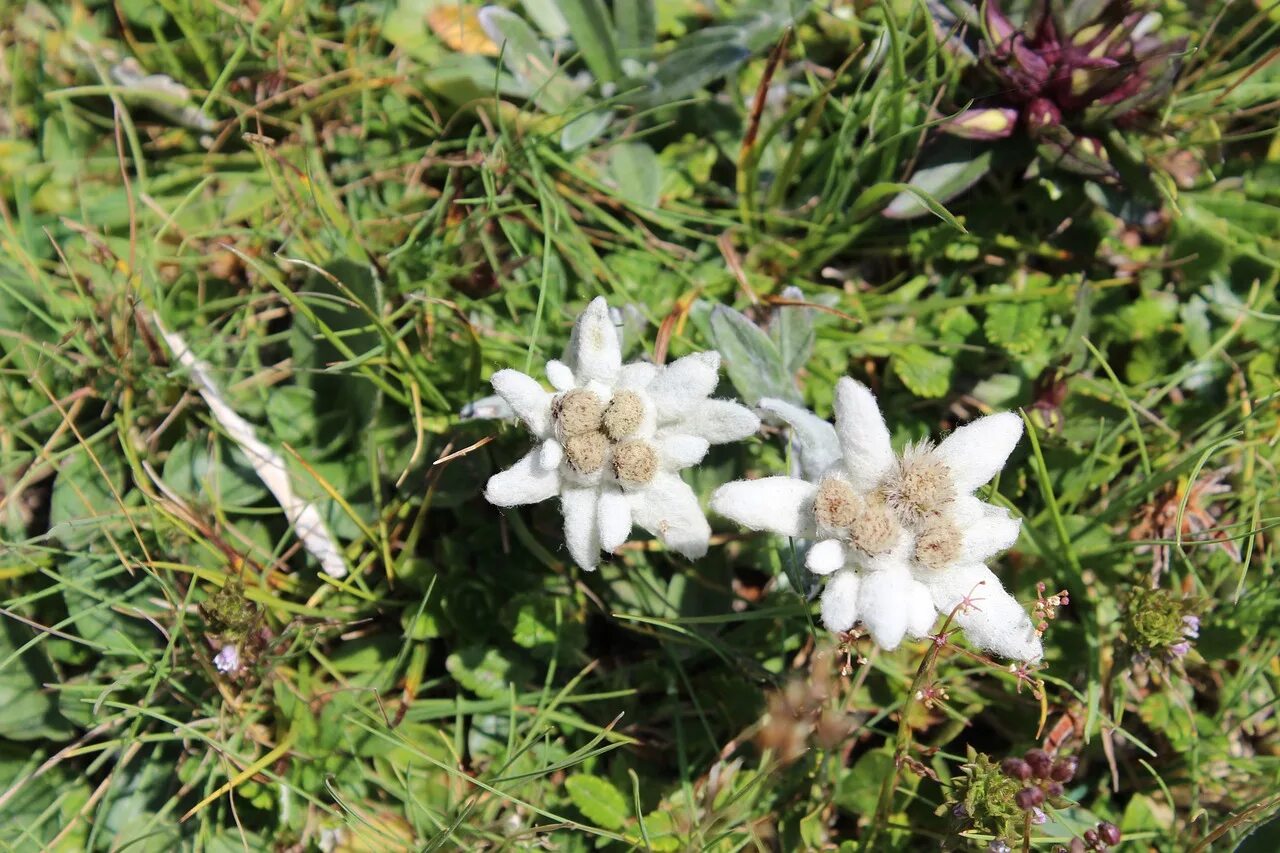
[153,318,349,578]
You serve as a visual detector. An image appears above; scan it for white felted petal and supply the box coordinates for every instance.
[806,539,847,575]
[759,397,841,482]
[485,450,561,507]
[627,472,710,559]
[566,297,621,385]
[858,563,914,650]
[674,399,760,444]
[921,563,1042,661]
[710,477,816,538]
[539,438,564,470]
[951,495,1022,563]
[490,369,554,437]
[905,580,938,638]
[545,359,575,392]
[619,361,659,390]
[561,485,602,570]
[648,352,720,418]
[934,412,1023,494]
[820,569,861,632]
[598,486,632,552]
[658,434,710,469]
[832,378,895,490]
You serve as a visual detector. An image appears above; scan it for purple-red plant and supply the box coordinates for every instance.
[943,0,1188,178]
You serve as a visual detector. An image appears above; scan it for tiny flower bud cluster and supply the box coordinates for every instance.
[1065,821,1122,852]
[1002,747,1077,808]
[1034,582,1071,637]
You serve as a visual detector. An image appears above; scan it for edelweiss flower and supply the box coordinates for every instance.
[712,378,1041,661]
[484,298,760,569]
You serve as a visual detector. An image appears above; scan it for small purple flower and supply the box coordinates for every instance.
[1170,641,1191,657]
[214,645,242,675]
[1182,615,1200,638]
[942,0,1186,178]
[1031,806,1048,825]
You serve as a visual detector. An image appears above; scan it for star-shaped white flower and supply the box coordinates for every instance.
[712,378,1041,661]
[484,298,760,569]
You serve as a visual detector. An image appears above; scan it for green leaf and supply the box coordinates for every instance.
[557,0,622,83]
[478,7,577,113]
[881,147,994,221]
[445,646,531,699]
[615,0,656,54]
[835,748,895,816]
[708,304,796,405]
[0,618,74,741]
[519,0,569,37]
[48,447,131,550]
[891,345,953,398]
[984,301,1047,355]
[771,288,817,376]
[564,774,629,830]
[609,143,661,208]
[162,438,269,507]
[559,108,613,150]
[642,42,751,107]
[265,386,318,446]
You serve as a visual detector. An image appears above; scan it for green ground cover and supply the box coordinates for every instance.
[1,0,1278,849]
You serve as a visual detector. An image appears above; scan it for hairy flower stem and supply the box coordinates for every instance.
[863,609,961,850]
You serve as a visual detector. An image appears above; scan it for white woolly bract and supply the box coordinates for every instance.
[924,563,1043,662]
[676,399,760,444]
[934,412,1024,494]
[485,448,562,507]
[820,569,860,632]
[856,565,914,651]
[758,397,841,482]
[627,472,711,560]
[490,369,553,437]
[710,477,816,538]
[566,297,622,385]
[597,486,632,552]
[561,485,601,570]
[806,539,846,575]
[832,378,895,490]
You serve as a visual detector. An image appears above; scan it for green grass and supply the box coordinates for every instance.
[1,0,1278,850]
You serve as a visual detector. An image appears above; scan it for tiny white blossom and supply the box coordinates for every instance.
[214,645,241,675]
[484,298,760,570]
[712,377,1041,661]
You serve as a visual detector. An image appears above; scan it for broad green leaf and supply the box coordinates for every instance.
[478,6,576,113]
[891,345,952,398]
[984,301,1047,355]
[446,646,531,699]
[882,148,994,221]
[770,288,817,377]
[265,385,318,446]
[558,0,623,83]
[609,142,661,208]
[48,447,130,550]
[0,619,74,741]
[615,0,656,54]
[708,304,796,405]
[520,0,569,37]
[564,774,629,829]
[560,108,613,150]
[834,748,895,816]
[0,747,91,848]
[162,438,269,506]
[642,42,751,107]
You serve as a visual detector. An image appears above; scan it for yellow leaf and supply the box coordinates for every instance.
[428,5,499,56]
